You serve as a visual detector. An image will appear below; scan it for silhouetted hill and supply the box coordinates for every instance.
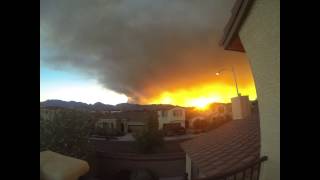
[40,100,180,111]
[115,103,142,111]
[92,102,117,111]
[41,100,87,109]
[40,100,113,111]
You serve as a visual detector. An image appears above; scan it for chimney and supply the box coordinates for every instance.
[231,95,251,120]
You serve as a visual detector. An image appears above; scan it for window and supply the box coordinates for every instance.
[162,111,168,117]
[218,106,225,113]
[102,122,108,129]
[173,110,182,117]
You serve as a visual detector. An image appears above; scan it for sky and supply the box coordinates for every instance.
[40,0,257,107]
[40,66,128,104]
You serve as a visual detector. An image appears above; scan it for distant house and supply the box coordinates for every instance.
[127,121,145,134]
[209,103,232,119]
[120,110,158,134]
[187,104,232,130]
[97,110,158,135]
[180,113,260,180]
[95,108,187,135]
[95,118,128,135]
[188,116,206,129]
[157,107,186,130]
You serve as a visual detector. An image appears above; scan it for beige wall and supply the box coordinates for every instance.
[95,119,118,129]
[186,154,192,180]
[158,107,186,129]
[239,0,280,180]
[231,96,251,120]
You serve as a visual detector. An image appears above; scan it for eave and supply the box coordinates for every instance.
[219,0,255,52]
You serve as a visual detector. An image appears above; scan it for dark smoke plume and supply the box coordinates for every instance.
[40,0,253,103]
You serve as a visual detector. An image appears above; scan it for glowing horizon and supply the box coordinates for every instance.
[41,65,257,107]
[146,83,257,109]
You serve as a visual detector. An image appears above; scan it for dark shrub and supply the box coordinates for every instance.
[40,108,95,159]
[134,130,164,154]
[130,169,158,180]
[115,169,132,180]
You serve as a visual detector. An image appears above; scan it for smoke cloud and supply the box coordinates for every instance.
[40,0,254,103]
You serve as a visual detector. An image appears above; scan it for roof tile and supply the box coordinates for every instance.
[180,114,260,177]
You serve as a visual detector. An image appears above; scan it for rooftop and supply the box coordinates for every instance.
[180,111,260,177]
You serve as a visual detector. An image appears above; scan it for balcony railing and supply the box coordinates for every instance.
[193,156,268,180]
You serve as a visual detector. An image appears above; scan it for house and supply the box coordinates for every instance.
[95,118,128,135]
[186,103,232,128]
[119,110,158,134]
[188,116,206,129]
[98,110,158,135]
[157,107,186,130]
[180,113,260,180]
[126,121,145,134]
[209,103,232,119]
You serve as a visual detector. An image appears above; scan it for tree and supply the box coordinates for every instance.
[134,129,164,153]
[40,108,95,159]
[130,169,158,180]
[134,113,164,153]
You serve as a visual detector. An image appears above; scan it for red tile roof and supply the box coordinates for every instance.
[180,113,260,177]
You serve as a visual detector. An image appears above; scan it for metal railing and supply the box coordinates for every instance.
[192,156,268,180]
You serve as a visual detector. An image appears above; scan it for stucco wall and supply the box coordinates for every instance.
[158,108,186,129]
[231,96,251,120]
[186,154,192,180]
[238,0,280,180]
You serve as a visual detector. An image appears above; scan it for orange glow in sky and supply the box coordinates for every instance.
[148,83,257,109]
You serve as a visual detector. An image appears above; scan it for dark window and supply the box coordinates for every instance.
[102,122,107,129]
[163,123,181,130]
[218,106,225,113]
[162,111,168,117]
[121,123,124,132]
[173,110,182,116]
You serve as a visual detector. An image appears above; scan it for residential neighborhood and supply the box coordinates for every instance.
[40,0,279,180]
[90,103,237,139]
[40,96,260,180]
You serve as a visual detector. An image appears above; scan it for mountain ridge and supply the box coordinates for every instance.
[40,99,179,111]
